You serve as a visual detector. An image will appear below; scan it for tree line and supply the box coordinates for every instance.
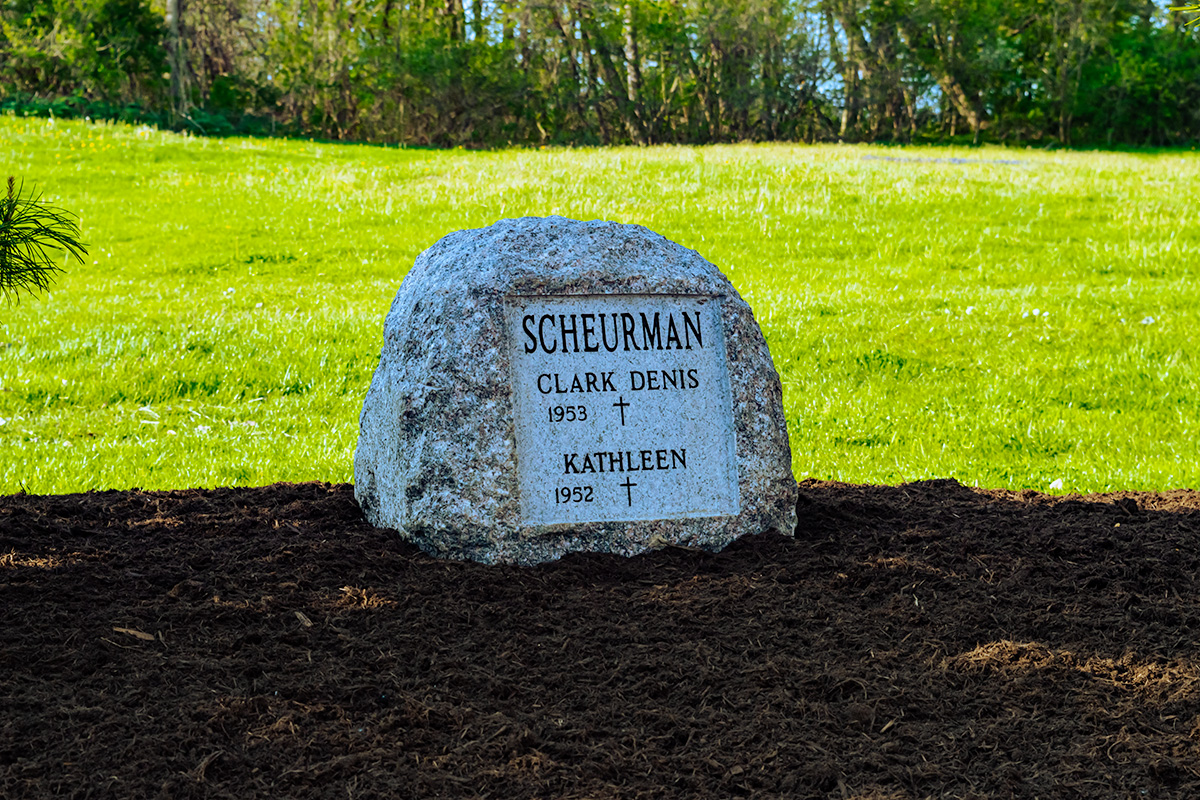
[2,0,1199,146]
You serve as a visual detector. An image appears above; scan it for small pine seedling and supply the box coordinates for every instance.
[0,176,88,303]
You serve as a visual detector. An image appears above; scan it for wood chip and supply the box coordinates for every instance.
[295,611,313,627]
[112,627,155,641]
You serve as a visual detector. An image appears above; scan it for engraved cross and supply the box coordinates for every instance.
[613,395,630,426]
[620,477,637,507]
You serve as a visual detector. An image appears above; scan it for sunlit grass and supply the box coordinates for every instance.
[2,116,1199,495]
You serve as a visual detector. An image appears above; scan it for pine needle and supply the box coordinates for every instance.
[0,176,88,303]
[1170,3,1200,25]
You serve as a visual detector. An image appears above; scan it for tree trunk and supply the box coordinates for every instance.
[550,8,590,133]
[623,3,642,106]
[470,0,483,41]
[575,16,613,144]
[165,0,191,118]
[942,32,981,140]
[575,2,646,144]
[830,4,874,138]
[623,2,648,142]
[443,0,462,42]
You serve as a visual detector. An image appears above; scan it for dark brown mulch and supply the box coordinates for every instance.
[3,478,1200,799]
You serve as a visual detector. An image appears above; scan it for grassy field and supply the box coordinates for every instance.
[1,115,1198,496]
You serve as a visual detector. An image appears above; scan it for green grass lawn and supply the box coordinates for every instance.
[2,116,1198,496]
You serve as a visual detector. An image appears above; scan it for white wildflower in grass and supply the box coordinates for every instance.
[1049,478,1064,490]
[1141,316,1155,325]
[965,306,975,315]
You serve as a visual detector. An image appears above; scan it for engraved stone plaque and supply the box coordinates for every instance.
[355,216,796,565]
[504,295,739,526]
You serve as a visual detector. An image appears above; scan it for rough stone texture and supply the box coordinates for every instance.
[354,216,796,565]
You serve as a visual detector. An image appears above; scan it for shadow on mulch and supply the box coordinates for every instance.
[2,478,1200,799]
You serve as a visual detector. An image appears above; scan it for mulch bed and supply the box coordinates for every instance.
[3,479,1200,799]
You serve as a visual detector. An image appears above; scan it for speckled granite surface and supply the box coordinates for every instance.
[354,216,796,564]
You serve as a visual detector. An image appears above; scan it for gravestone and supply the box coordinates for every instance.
[354,216,796,565]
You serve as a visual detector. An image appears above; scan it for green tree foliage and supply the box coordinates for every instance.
[0,177,87,303]
[1,0,1198,145]
[0,0,167,107]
